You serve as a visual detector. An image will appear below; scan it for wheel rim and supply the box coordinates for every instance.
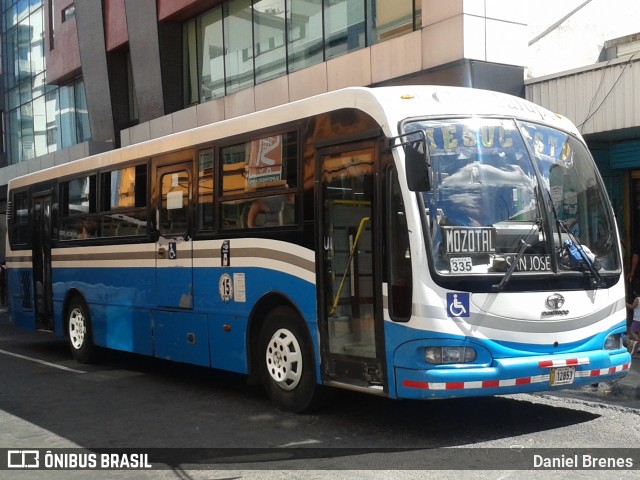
[68,307,86,350]
[265,328,303,391]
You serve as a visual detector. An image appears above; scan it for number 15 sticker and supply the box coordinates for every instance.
[219,273,233,303]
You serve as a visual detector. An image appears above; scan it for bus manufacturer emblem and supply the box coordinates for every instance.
[542,293,569,317]
[545,294,565,310]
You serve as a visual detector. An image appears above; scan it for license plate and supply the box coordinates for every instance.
[550,366,575,386]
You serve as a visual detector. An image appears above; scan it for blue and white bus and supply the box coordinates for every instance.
[6,86,631,411]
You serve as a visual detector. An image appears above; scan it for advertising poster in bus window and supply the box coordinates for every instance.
[247,136,283,187]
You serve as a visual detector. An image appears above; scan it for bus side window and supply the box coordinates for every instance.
[10,190,31,247]
[387,168,412,321]
[59,175,99,241]
[99,164,147,238]
[219,131,298,230]
[220,194,296,230]
[245,194,295,228]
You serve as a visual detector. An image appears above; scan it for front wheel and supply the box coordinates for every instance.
[66,297,100,364]
[258,307,324,412]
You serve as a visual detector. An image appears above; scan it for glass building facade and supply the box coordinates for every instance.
[1,0,422,165]
[1,0,90,166]
[184,0,421,105]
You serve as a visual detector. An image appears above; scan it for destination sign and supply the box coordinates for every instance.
[443,227,496,254]
[504,254,552,271]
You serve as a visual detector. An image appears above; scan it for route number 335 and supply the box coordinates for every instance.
[450,257,472,272]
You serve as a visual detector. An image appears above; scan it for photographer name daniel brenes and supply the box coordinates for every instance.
[533,454,634,469]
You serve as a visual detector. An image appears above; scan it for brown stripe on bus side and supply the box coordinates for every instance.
[51,251,156,262]
[193,247,315,274]
[6,255,32,263]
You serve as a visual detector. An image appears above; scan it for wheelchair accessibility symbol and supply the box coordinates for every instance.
[447,292,469,317]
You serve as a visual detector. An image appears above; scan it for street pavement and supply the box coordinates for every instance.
[0,306,638,401]
[605,353,640,400]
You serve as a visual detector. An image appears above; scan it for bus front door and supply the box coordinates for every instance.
[319,144,384,390]
[154,161,193,309]
[32,195,53,331]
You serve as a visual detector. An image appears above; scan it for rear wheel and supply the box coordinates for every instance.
[258,307,323,412]
[67,297,99,364]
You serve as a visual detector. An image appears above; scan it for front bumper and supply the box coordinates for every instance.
[395,350,631,399]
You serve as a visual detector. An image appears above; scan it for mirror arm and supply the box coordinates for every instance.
[388,131,432,191]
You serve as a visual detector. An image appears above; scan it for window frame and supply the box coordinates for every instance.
[57,161,150,243]
[216,127,301,231]
[9,188,31,248]
[97,162,149,239]
[58,173,98,241]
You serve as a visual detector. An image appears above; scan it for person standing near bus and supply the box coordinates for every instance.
[626,242,640,332]
[625,291,640,355]
[628,249,640,285]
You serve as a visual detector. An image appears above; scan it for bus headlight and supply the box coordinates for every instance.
[604,333,622,351]
[425,346,477,364]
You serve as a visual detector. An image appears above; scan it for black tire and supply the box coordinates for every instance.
[258,307,324,412]
[66,296,99,364]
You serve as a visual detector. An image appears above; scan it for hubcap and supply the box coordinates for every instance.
[68,308,86,350]
[265,328,303,391]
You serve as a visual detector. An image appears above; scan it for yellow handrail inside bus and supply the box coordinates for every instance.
[329,216,370,317]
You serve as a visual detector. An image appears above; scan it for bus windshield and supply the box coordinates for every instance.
[405,118,620,280]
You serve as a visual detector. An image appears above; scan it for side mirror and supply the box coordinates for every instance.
[388,131,432,191]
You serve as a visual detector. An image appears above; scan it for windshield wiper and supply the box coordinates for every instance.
[561,223,605,289]
[491,220,541,292]
[539,183,604,289]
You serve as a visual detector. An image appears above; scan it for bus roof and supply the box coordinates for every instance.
[8,85,577,190]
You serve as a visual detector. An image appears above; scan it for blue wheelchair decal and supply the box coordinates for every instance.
[446,292,469,318]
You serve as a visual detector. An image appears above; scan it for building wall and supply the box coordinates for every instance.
[1,0,527,186]
[0,1,92,175]
[525,55,640,248]
[105,0,129,51]
[157,0,222,21]
[525,56,640,138]
[45,0,81,83]
[122,0,527,146]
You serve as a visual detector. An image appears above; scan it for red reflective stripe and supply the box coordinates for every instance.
[446,382,465,390]
[402,380,428,390]
[401,363,630,391]
[482,380,500,388]
[539,358,582,368]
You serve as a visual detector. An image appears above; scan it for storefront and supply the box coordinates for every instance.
[526,55,640,271]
